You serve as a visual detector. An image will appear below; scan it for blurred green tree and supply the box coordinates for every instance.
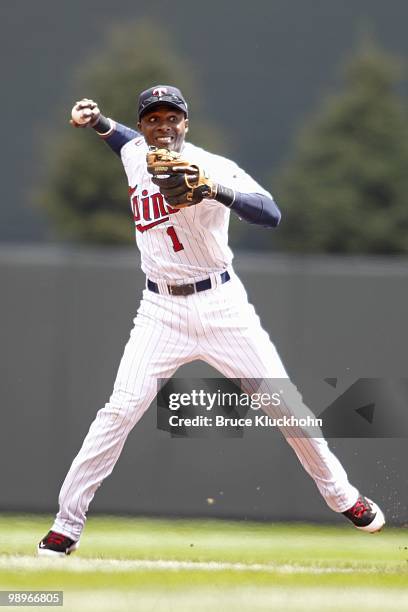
[269,42,408,253]
[39,20,223,244]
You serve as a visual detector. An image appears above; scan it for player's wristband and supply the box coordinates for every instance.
[96,121,140,156]
[214,184,236,207]
[92,115,113,135]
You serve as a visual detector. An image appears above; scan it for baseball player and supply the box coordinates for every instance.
[38,85,385,556]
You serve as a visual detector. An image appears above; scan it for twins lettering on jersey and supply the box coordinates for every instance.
[129,186,180,233]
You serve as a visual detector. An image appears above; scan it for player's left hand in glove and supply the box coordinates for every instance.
[70,98,101,128]
[146,147,217,208]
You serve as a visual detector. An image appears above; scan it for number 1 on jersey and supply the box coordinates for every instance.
[166,226,184,252]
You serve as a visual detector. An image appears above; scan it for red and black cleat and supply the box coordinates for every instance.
[37,530,79,557]
[342,495,385,533]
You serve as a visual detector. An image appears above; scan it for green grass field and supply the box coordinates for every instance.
[0,514,407,611]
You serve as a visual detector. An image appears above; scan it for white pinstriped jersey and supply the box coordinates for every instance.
[121,138,271,282]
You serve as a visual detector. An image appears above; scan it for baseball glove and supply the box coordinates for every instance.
[146,147,217,208]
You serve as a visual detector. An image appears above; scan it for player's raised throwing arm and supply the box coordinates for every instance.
[70,98,138,156]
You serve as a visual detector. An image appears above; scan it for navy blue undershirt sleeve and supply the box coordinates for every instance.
[91,119,280,227]
[229,192,281,228]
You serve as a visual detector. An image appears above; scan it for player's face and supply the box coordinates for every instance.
[138,106,188,153]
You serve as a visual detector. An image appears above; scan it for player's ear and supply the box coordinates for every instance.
[137,121,142,131]
[184,118,189,134]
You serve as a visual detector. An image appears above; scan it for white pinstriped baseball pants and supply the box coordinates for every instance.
[52,270,358,541]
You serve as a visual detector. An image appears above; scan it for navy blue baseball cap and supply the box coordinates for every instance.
[138,85,188,120]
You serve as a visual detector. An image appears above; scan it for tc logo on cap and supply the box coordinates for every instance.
[152,87,168,97]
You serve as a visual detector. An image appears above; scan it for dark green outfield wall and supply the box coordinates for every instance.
[0,247,406,523]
